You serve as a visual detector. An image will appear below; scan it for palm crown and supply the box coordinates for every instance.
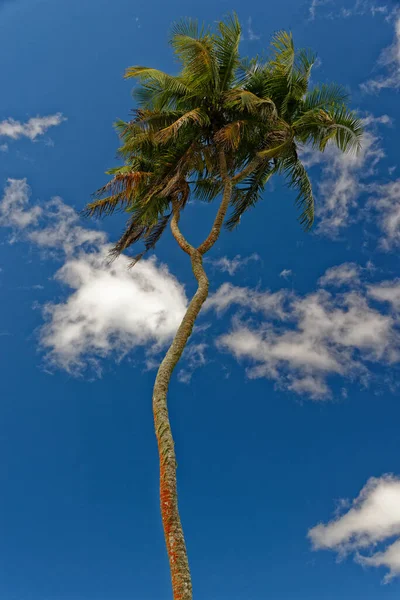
[85,14,362,262]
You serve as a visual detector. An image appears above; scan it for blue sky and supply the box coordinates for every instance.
[1,0,400,598]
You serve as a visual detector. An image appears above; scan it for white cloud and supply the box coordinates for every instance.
[318,262,361,287]
[28,197,107,254]
[177,342,208,383]
[0,178,42,230]
[308,475,400,582]
[0,179,187,374]
[308,0,331,20]
[209,264,400,399]
[367,179,400,250]
[0,113,66,141]
[309,0,388,20]
[41,251,186,373]
[368,279,400,310]
[0,143,8,152]
[207,253,260,276]
[362,14,400,92]
[246,17,260,41]
[205,282,289,319]
[303,115,391,238]
[279,269,292,280]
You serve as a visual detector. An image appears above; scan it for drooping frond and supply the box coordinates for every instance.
[84,192,132,219]
[226,162,277,229]
[293,106,363,153]
[323,105,363,153]
[194,176,223,203]
[156,108,210,143]
[224,89,277,116]
[278,154,314,230]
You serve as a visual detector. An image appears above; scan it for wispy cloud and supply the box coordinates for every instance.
[302,115,391,238]
[308,0,331,20]
[308,0,389,20]
[0,179,187,375]
[308,475,400,582]
[318,262,362,287]
[246,17,260,41]
[279,269,292,280]
[0,113,66,141]
[207,253,260,276]
[177,342,208,383]
[208,263,400,400]
[362,13,400,92]
[367,179,400,250]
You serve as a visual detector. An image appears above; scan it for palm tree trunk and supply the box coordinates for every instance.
[152,151,232,600]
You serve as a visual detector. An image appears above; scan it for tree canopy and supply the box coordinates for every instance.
[85,14,362,262]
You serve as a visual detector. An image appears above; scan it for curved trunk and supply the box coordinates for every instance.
[152,151,232,599]
[153,249,208,600]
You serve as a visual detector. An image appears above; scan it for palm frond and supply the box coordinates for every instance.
[224,89,277,116]
[301,83,349,112]
[278,155,314,230]
[270,31,295,77]
[170,20,219,89]
[156,108,209,143]
[215,12,241,90]
[226,163,276,229]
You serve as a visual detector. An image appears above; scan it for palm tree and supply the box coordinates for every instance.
[85,15,362,600]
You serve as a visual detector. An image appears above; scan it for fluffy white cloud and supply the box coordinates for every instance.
[0,179,187,374]
[209,264,400,399]
[0,113,66,141]
[362,14,400,92]
[41,251,186,373]
[207,253,260,276]
[308,475,400,582]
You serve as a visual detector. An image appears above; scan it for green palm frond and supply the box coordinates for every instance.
[170,19,219,89]
[295,47,316,81]
[301,83,349,112]
[293,106,363,152]
[156,108,210,143]
[278,154,314,230]
[215,12,241,90]
[323,105,363,153]
[224,89,277,116]
[194,176,223,202]
[270,30,295,78]
[226,162,277,229]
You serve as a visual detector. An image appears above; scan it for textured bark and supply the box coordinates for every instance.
[152,150,232,600]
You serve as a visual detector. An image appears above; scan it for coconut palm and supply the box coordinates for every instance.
[85,15,362,600]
